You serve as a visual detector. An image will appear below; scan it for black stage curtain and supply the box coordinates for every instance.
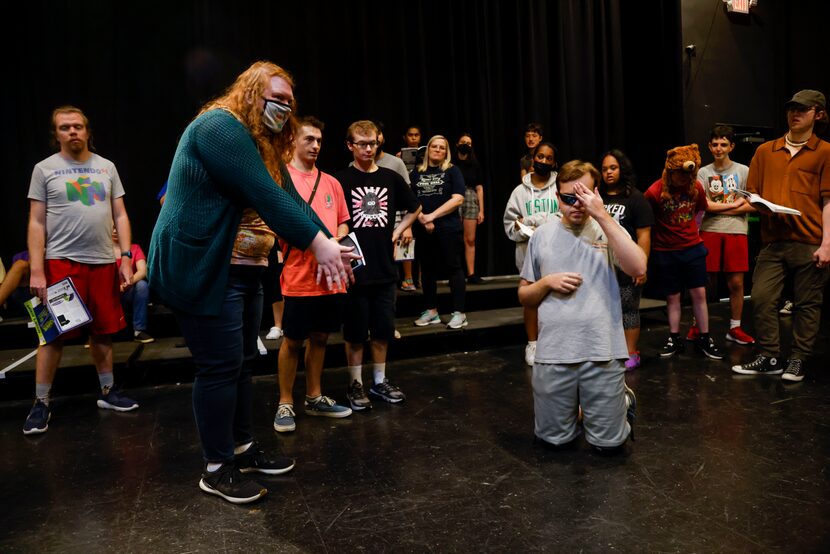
[4,1,678,277]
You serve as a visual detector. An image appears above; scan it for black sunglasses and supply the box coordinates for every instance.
[559,192,579,206]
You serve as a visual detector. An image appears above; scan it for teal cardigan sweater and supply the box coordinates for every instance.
[148,109,325,316]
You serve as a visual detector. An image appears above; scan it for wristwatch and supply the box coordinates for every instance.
[121,251,132,259]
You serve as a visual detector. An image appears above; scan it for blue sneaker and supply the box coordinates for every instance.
[273,404,296,433]
[23,400,51,435]
[97,388,139,412]
[304,395,352,418]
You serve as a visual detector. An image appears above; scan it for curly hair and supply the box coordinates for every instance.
[599,149,637,197]
[200,60,297,184]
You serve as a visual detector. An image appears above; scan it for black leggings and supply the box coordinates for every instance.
[417,231,466,312]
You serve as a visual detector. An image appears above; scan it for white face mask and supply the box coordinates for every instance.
[262,98,291,133]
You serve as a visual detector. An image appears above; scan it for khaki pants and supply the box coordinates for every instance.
[751,242,830,359]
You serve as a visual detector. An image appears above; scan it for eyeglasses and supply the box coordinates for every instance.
[351,141,378,149]
[559,193,580,206]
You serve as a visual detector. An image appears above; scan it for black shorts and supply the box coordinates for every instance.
[342,283,396,343]
[283,294,345,340]
[649,243,709,297]
[262,250,284,304]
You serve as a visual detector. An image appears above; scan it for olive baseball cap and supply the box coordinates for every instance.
[785,89,826,110]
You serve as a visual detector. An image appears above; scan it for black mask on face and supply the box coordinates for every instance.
[534,161,553,175]
[457,144,472,155]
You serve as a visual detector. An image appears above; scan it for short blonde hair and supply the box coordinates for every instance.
[417,135,452,172]
[346,120,378,142]
[557,160,599,188]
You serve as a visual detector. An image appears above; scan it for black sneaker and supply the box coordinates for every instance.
[369,378,406,403]
[235,442,294,475]
[133,331,155,343]
[347,380,372,411]
[659,336,684,358]
[22,399,51,435]
[731,355,782,375]
[781,359,805,383]
[199,463,267,504]
[467,274,483,285]
[696,336,724,360]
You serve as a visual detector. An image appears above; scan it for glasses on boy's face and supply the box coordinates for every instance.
[559,193,580,206]
[351,141,378,149]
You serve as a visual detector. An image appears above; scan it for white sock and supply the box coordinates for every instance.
[528,340,537,347]
[233,441,253,455]
[373,363,387,385]
[730,320,740,329]
[348,365,363,384]
[206,462,223,473]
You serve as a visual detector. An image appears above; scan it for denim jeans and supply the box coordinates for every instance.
[121,279,150,331]
[174,265,264,463]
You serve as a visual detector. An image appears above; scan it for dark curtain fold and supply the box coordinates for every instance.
[3,0,634,277]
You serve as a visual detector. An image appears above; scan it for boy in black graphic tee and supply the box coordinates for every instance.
[335,120,421,410]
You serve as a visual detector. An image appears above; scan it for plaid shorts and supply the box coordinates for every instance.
[460,188,479,219]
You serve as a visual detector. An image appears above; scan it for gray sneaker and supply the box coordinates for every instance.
[305,395,352,418]
[369,378,406,403]
[446,311,468,329]
[624,384,636,441]
[347,380,372,411]
[273,404,296,432]
[414,310,441,327]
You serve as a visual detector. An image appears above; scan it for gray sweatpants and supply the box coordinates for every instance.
[532,359,629,447]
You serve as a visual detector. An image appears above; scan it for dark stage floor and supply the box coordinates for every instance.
[1,301,829,553]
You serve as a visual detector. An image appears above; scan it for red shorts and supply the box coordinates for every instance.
[45,259,125,338]
[700,231,749,273]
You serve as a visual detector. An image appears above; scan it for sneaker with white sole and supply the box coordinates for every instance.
[779,300,793,315]
[235,442,295,475]
[97,388,139,412]
[304,395,352,418]
[256,336,268,355]
[265,326,284,340]
[731,355,781,375]
[726,327,755,345]
[781,358,805,382]
[446,311,468,329]
[524,342,536,365]
[199,463,266,504]
[369,379,406,403]
[347,380,372,411]
[23,399,51,435]
[414,310,441,327]
[624,384,636,441]
[273,404,296,432]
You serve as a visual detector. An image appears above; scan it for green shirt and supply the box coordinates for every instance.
[149,109,324,315]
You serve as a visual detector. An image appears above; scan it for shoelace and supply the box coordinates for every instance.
[277,405,295,418]
[316,396,336,407]
[787,360,803,373]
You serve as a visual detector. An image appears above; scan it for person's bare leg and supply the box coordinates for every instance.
[35,341,63,388]
[89,334,114,376]
[689,287,709,333]
[624,327,640,354]
[727,272,744,321]
[667,293,682,333]
[463,218,477,276]
[304,332,329,398]
[278,337,303,405]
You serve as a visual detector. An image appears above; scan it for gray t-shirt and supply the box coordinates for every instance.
[520,213,628,364]
[28,152,125,264]
[699,161,749,234]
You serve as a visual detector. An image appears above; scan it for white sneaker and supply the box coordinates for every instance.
[779,300,793,315]
[524,342,536,365]
[256,336,267,356]
[265,326,283,340]
[446,312,468,329]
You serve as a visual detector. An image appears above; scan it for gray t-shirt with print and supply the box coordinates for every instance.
[699,161,749,234]
[520,213,628,364]
[28,152,125,264]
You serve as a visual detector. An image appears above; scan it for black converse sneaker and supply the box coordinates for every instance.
[696,336,724,360]
[731,355,782,375]
[781,359,805,382]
